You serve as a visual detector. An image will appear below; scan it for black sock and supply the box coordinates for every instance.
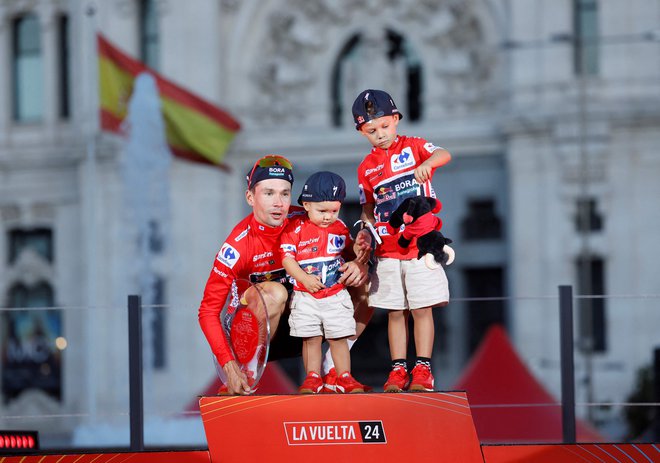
[392,359,407,370]
[415,357,431,369]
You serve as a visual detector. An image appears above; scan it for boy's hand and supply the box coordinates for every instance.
[414,161,433,184]
[301,274,325,293]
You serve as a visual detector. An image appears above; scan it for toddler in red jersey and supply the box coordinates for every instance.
[281,171,367,394]
[353,89,452,392]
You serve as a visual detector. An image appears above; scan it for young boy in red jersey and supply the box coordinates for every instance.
[353,89,452,392]
[281,171,366,394]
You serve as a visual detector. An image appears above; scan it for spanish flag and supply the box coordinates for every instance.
[98,34,240,169]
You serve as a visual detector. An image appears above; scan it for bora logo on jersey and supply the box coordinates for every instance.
[391,147,415,172]
[327,234,346,254]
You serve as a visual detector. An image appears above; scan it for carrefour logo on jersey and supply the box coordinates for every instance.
[217,243,240,269]
[327,234,346,254]
[391,147,415,172]
[281,244,296,253]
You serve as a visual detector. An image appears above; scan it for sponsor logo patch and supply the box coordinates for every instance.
[217,243,240,269]
[391,147,415,172]
[327,234,346,254]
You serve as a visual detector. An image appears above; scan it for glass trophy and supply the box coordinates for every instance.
[214,279,270,393]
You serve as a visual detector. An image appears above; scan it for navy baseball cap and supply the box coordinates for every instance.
[352,89,402,130]
[246,155,294,189]
[297,171,346,205]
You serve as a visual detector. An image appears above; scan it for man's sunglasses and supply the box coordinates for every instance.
[246,155,294,188]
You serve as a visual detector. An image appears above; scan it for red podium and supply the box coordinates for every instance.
[199,391,484,463]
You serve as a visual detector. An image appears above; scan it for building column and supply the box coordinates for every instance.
[38,3,57,140]
[0,7,10,140]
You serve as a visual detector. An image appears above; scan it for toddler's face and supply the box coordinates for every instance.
[303,201,341,228]
[359,115,399,150]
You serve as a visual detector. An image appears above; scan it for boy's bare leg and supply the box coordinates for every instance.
[388,310,409,360]
[322,286,372,375]
[411,307,434,358]
[327,338,351,375]
[303,336,323,374]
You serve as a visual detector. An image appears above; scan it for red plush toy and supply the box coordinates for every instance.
[386,196,455,269]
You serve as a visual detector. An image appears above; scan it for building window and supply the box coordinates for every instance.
[8,282,54,308]
[574,197,603,233]
[3,284,62,403]
[57,14,70,119]
[8,228,53,264]
[461,199,502,241]
[139,0,160,70]
[331,29,422,127]
[12,14,43,122]
[464,267,507,355]
[573,0,599,76]
[576,255,607,353]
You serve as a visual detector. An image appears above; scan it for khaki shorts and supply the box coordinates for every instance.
[289,289,356,339]
[369,257,449,310]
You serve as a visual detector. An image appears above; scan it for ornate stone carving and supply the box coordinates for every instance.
[249,0,496,124]
[220,0,241,14]
[1,204,21,222]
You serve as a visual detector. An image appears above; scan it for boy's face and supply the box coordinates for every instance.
[303,201,341,228]
[246,179,292,227]
[359,115,399,150]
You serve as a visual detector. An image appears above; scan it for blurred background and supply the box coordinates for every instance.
[0,0,659,450]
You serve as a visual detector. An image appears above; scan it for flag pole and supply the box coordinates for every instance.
[83,1,99,421]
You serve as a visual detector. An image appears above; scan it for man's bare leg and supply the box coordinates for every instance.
[243,281,288,337]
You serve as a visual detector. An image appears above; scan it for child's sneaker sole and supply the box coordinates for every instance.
[408,384,434,392]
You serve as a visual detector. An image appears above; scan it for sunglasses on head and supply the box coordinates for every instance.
[246,155,294,188]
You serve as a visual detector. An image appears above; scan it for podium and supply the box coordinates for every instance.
[199,391,484,463]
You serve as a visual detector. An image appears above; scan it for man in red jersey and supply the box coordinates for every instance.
[198,155,370,395]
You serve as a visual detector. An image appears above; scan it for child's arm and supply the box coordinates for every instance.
[415,148,451,184]
[282,256,325,293]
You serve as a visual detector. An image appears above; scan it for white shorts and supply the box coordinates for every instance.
[289,289,356,339]
[369,257,449,310]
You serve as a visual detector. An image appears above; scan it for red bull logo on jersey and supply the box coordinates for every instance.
[217,243,240,268]
[391,147,415,172]
[327,234,346,254]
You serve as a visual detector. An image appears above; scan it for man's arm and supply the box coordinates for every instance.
[360,202,376,225]
[198,260,251,395]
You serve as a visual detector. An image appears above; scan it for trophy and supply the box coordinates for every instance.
[214,279,270,393]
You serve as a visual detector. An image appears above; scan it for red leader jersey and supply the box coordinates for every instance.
[198,207,305,367]
[357,135,443,259]
[280,216,353,299]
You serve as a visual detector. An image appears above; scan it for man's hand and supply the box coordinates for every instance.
[354,229,372,264]
[222,360,251,395]
[339,260,369,287]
